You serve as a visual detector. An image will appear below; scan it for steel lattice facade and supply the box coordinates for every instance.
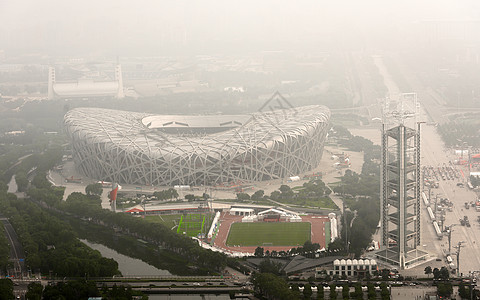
[64,105,330,186]
[376,123,428,269]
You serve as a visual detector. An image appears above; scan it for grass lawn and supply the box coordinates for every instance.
[324,221,331,248]
[145,214,182,229]
[275,197,338,210]
[145,213,215,236]
[177,214,206,237]
[226,222,311,246]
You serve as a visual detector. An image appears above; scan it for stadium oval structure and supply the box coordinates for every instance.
[64,105,330,186]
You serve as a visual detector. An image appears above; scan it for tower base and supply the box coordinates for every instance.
[373,247,429,270]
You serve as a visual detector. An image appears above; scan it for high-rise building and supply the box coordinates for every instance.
[374,93,428,269]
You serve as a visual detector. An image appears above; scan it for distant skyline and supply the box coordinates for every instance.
[1,0,480,57]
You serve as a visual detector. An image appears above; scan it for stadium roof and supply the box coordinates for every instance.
[283,255,342,274]
[64,105,330,186]
[258,207,298,217]
[142,114,250,129]
[125,203,200,213]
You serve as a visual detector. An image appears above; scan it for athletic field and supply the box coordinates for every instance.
[176,214,206,237]
[226,222,311,246]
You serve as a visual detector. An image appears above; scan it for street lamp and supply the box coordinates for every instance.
[445,224,458,255]
[454,241,465,277]
[342,193,356,255]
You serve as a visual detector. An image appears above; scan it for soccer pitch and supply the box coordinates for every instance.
[177,214,205,237]
[226,222,311,246]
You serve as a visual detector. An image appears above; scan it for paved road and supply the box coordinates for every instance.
[0,214,26,278]
[0,213,28,298]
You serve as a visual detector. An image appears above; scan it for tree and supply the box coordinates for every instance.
[328,239,344,253]
[379,282,390,300]
[459,283,468,299]
[380,269,390,281]
[424,266,432,278]
[169,188,179,199]
[254,246,264,257]
[270,190,281,200]
[279,185,291,194]
[329,284,337,300]
[185,194,196,201]
[154,188,179,200]
[303,283,313,299]
[252,273,295,300]
[437,282,453,298]
[85,183,103,197]
[32,172,52,189]
[439,266,450,280]
[236,193,250,201]
[15,171,29,192]
[342,283,349,299]
[352,282,363,300]
[258,258,283,275]
[367,283,376,300]
[26,282,43,300]
[279,184,294,199]
[251,190,265,200]
[0,279,14,300]
[317,284,324,299]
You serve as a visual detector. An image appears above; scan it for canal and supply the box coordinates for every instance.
[81,239,171,276]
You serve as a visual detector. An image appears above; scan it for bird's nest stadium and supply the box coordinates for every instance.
[63,105,330,186]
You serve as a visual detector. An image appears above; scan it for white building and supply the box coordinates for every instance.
[48,65,124,100]
[230,207,254,216]
[327,259,378,277]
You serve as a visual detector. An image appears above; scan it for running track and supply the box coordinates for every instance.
[212,212,329,254]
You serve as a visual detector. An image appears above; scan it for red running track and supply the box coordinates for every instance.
[212,212,329,254]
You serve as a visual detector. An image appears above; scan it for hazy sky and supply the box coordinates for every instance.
[1,0,479,57]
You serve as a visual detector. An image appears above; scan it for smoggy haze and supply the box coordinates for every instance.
[1,0,480,57]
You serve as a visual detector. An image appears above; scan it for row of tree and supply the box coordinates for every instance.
[0,194,120,277]
[470,175,480,188]
[437,121,480,148]
[424,266,450,280]
[252,274,390,300]
[0,183,11,273]
[25,280,147,300]
[254,240,324,259]
[28,183,228,275]
[237,178,336,209]
[329,126,381,257]
[153,188,179,200]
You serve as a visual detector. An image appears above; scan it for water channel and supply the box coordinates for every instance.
[81,239,171,276]
[81,240,231,299]
[148,295,230,300]
[7,175,17,193]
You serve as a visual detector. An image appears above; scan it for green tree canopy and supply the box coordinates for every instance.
[85,183,103,197]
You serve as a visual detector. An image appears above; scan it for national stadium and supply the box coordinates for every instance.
[64,105,330,186]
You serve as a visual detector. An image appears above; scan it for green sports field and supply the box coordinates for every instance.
[226,222,311,246]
